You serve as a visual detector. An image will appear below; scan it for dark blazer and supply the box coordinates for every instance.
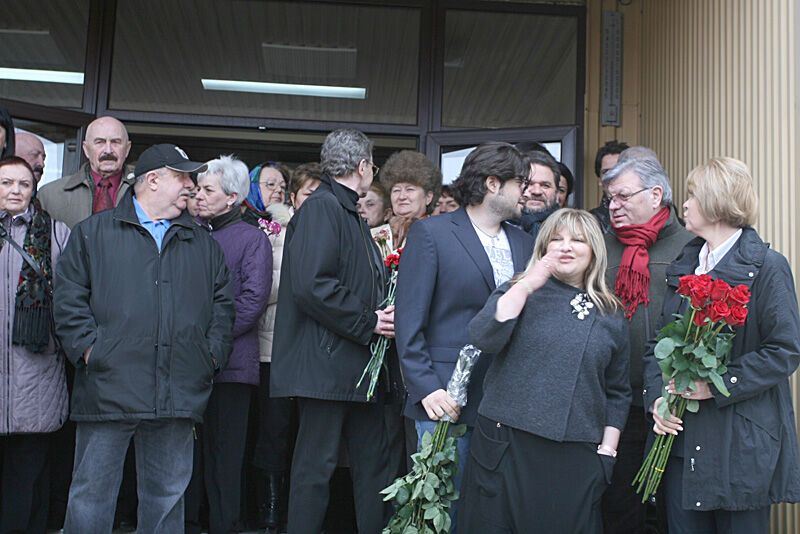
[395,207,534,424]
[270,174,385,402]
[643,227,800,511]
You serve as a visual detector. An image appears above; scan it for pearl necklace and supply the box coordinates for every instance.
[571,292,594,320]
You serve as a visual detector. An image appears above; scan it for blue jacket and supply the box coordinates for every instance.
[395,207,534,424]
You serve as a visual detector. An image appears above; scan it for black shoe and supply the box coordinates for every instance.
[260,472,285,530]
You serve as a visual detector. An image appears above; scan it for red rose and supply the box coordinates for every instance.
[727,304,748,327]
[692,307,709,327]
[709,279,731,302]
[689,284,711,308]
[677,275,695,297]
[384,253,401,269]
[727,284,751,306]
[707,300,730,322]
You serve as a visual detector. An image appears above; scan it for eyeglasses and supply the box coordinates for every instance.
[608,187,651,204]
[361,159,379,176]
[259,181,286,191]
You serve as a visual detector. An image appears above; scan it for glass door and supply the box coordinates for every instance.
[425,126,581,206]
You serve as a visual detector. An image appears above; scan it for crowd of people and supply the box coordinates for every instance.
[0,107,798,534]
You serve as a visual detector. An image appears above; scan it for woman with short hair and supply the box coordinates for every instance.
[186,155,272,534]
[462,209,631,533]
[645,157,800,533]
[380,150,442,246]
[0,157,70,533]
[357,181,392,228]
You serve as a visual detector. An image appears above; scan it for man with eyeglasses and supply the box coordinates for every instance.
[590,140,630,233]
[601,149,692,534]
[270,129,395,534]
[396,142,534,532]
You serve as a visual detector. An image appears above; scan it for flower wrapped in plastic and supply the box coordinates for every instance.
[381,345,481,533]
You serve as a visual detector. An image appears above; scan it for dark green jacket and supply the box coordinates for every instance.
[605,207,693,406]
[53,191,234,422]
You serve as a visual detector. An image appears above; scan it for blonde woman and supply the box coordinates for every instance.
[461,209,631,533]
[645,158,800,533]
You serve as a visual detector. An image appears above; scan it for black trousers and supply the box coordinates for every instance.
[0,433,50,534]
[288,397,391,534]
[186,383,253,534]
[602,409,667,534]
[254,363,293,473]
[663,459,770,534]
[460,416,608,534]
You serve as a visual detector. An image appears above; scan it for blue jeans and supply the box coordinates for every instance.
[415,420,473,534]
[64,418,194,534]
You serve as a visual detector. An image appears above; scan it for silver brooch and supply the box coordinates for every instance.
[571,292,594,320]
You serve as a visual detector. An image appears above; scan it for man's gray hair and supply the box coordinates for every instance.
[602,154,673,207]
[198,154,250,206]
[320,129,373,178]
[617,146,659,164]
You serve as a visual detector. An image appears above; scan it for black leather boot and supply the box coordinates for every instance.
[260,471,284,532]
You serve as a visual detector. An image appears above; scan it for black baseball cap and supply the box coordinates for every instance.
[134,144,208,181]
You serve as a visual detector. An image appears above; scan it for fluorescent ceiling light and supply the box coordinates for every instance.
[201,78,366,99]
[0,67,83,85]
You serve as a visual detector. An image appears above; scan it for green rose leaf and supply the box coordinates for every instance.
[655,337,677,359]
[685,399,700,413]
[709,370,731,397]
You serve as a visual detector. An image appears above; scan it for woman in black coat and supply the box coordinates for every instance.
[645,157,800,534]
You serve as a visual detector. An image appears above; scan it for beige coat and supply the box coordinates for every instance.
[258,203,292,363]
[38,163,135,228]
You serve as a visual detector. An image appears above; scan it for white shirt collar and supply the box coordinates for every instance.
[695,228,743,274]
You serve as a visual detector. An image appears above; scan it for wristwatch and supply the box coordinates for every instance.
[597,444,617,458]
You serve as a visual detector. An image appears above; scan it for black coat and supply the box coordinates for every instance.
[643,227,800,510]
[54,191,235,423]
[270,175,385,402]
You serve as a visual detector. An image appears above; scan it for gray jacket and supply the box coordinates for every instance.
[38,163,135,229]
[0,210,70,434]
[605,207,693,406]
[469,278,631,443]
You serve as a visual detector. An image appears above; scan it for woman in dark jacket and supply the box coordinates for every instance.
[185,155,272,534]
[462,209,631,533]
[645,157,800,533]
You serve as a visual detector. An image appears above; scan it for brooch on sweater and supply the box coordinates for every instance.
[571,292,594,320]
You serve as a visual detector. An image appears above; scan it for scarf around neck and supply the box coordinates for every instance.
[1,199,53,353]
[613,206,670,319]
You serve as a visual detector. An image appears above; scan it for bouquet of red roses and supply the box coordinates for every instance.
[356,248,402,401]
[633,273,750,501]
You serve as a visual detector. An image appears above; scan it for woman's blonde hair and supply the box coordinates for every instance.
[685,157,757,228]
[516,209,619,314]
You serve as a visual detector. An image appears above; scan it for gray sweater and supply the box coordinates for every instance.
[469,278,631,443]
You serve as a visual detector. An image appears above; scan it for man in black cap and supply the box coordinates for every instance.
[53,144,235,533]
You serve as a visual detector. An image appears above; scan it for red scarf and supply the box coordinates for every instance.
[613,207,670,319]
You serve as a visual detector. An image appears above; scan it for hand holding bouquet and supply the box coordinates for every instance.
[633,274,750,501]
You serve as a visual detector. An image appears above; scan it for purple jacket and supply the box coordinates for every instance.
[208,213,272,385]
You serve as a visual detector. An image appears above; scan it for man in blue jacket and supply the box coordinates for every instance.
[395,142,534,531]
[54,144,234,533]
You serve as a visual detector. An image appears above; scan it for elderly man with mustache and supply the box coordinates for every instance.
[38,116,134,228]
[14,131,46,185]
